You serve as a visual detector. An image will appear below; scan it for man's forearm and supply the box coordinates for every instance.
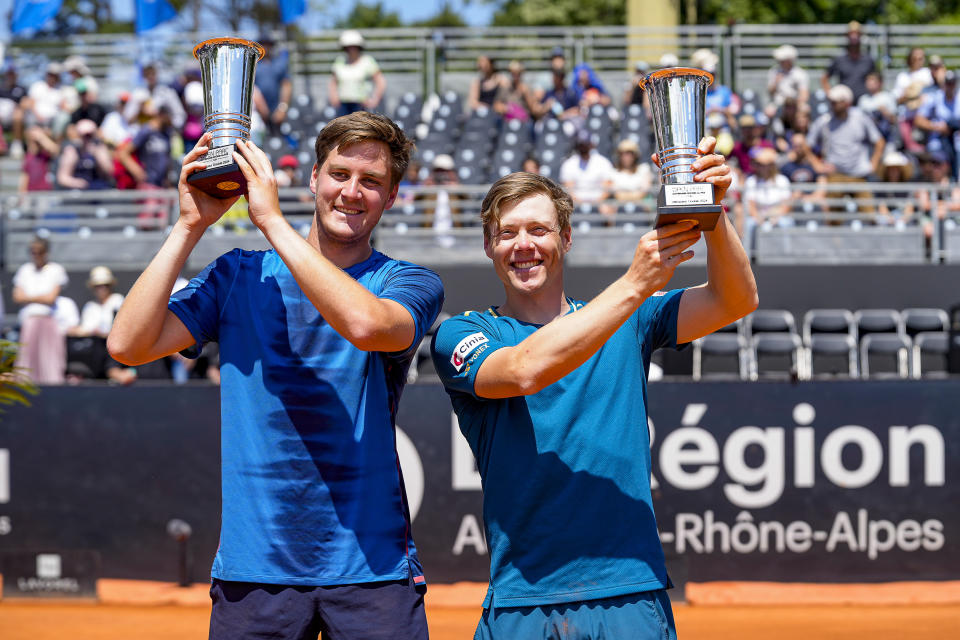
[109,221,202,361]
[702,212,758,316]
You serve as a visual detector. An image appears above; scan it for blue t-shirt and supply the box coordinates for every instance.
[431,290,685,608]
[169,248,443,586]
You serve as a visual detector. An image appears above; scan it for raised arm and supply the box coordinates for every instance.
[108,132,239,365]
[232,139,420,353]
[473,220,702,399]
[675,138,759,343]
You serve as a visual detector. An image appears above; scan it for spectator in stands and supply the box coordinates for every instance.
[693,49,739,129]
[181,80,205,148]
[328,30,386,116]
[100,91,135,148]
[607,138,653,202]
[780,132,827,208]
[533,46,568,101]
[62,56,99,114]
[821,21,876,101]
[117,104,175,189]
[858,71,897,141]
[559,130,613,210]
[743,146,793,231]
[807,84,884,211]
[274,153,301,188]
[537,63,579,121]
[18,126,59,192]
[771,98,804,151]
[894,47,934,105]
[69,79,107,128]
[624,60,650,107]
[496,60,536,122]
[25,62,67,130]
[876,150,916,227]
[253,35,292,132]
[914,150,960,243]
[705,111,735,156]
[925,55,947,97]
[730,113,774,177]
[468,55,503,114]
[13,237,67,384]
[572,63,611,108]
[899,81,929,154]
[522,156,541,175]
[767,44,809,110]
[56,119,114,190]
[65,266,136,385]
[914,70,960,179]
[0,63,27,158]
[124,62,186,131]
[421,153,460,247]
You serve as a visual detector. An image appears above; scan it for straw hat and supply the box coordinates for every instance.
[88,265,116,288]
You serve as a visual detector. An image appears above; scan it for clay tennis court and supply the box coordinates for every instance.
[1,580,958,639]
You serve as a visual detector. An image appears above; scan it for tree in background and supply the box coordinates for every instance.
[490,0,624,26]
[693,0,960,25]
[335,1,403,29]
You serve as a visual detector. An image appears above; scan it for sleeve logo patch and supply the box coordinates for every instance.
[450,332,489,371]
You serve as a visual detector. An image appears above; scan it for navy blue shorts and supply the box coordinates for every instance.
[208,576,428,640]
[474,589,676,640]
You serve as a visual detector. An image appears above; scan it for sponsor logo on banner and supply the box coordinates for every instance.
[450,332,488,371]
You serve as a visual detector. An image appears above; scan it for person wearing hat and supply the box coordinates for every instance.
[857,71,897,141]
[767,43,809,108]
[729,112,774,176]
[807,83,884,213]
[253,35,293,131]
[68,77,107,128]
[876,150,916,227]
[743,146,793,234]
[56,118,114,190]
[329,29,386,115]
[894,48,934,104]
[607,137,654,202]
[821,20,876,102]
[915,69,960,178]
[62,55,100,113]
[694,48,740,128]
[420,154,461,246]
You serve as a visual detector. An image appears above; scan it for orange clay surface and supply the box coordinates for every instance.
[0,581,957,640]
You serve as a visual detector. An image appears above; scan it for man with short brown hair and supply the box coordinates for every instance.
[110,111,442,639]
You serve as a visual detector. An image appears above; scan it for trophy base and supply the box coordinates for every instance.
[186,163,247,199]
[654,186,722,231]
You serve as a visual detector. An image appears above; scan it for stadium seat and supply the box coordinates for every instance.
[692,320,750,380]
[860,333,912,379]
[802,309,858,378]
[746,309,805,379]
[903,308,950,378]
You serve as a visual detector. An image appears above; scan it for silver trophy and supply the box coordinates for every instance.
[640,67,722,230]
[186,37,264,198]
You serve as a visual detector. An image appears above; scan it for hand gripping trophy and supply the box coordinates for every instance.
[640,67,723,230]
[186,37,264,198]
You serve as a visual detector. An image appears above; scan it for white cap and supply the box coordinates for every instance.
[64,55,90,75]
[432,154,455,171]
[339,30,365,48]
[827,84,854,103]
[773,44,798,61]
[691,48,718,73]
[184,81,204,108]
[658,53,679,68]
[88,265,116,287]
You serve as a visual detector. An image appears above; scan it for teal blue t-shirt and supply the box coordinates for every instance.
[169,248,443,586]
[431,289,685,608]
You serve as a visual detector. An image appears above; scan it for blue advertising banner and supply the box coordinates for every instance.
[0,382,956,585]
[11,0,63,34]
[135,0,178,33]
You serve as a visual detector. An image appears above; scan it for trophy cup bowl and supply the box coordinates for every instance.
[640,67,722,230]
[186,37,264,199]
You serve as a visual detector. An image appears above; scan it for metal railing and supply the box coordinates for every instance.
[8,24,960,108]
[3,181,958,269]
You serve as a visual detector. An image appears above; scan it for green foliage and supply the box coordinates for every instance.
[0,340,38,414]
[336,1,404,29]
[695,0,960,25]
[412,2,468,28]
[491,0,625,27]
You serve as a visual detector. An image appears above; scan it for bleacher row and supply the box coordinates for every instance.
[693,307,960,381]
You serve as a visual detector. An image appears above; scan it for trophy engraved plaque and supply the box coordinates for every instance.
[186,37,264,198]
[640,67,722,230]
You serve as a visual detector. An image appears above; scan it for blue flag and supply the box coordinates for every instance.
[279,0,306,24]
[11,0,63,34]
[135,0,178,33]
